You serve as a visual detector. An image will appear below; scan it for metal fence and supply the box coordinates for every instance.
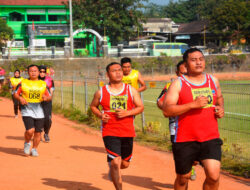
[52,71,250,162]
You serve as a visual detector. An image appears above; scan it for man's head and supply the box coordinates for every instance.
[106,62,123,83]
[121,57,132,75]
[183,48,205,75]
[14,69,21,78]
[39,65,47,79]
[176,61,187,77]
[27,64,39,80]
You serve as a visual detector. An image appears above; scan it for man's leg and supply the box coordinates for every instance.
[121,160,130,169]
[110,156,122,190]
[33,132,41,149]
[174,173,191,190]
[24,128,34,143]
[202,159,220,190]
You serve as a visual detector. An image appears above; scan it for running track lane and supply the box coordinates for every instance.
[0,98,249,190]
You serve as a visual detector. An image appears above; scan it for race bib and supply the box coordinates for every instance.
[110,95,128,112]
[28,89,41,101]
[191,87,213,108]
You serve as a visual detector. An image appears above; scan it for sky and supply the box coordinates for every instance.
[147,0,174,5]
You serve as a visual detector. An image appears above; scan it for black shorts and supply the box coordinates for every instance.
[172,138,223,174]
[103,136,133,162]
[22,116,44,132]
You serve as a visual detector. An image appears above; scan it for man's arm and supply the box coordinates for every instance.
[90,90,110,123]
[137,72,147,92]
[115,87,144,118]
[42,86,52,101]
[212,76,224,118]
[14,83,27,105]
[162,79,209,117]
[157,88,167,110]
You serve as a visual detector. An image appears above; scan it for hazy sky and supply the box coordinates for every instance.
[147,0,177,5]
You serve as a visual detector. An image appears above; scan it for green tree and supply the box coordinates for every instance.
[208,0,249,40]
[143,3,165,18]
[162,0,203,23]
[0,18,13,48]
[66,0,146,44]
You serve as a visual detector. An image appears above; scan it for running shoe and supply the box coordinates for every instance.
[30,148,39,157]
[24,142,31,155]
[44,134,50,142]
[190,166,196,181]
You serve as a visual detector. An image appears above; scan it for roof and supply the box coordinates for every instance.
[146,18,171,23]
[0,0,67,6]
[175,20,209,34]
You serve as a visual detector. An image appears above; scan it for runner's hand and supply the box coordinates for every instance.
[215,105,224,118]
[42,94,49,101]
[101,113,110,123]
[115,109,128,118]
[192,95,208,108]
[19,97,28,105]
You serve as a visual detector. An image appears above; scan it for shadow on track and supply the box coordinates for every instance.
[42,178,101,190]
[70,145,105,154]
[0,114,14,118]
[0,146,26,157]
[6,136,24,141]
[103,174,174,190]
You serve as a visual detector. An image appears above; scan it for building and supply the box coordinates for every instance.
[142,18,179,37]
[0,0,70,48]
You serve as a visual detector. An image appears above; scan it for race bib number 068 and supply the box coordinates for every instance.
[110,96,128,112]
[191,87,213,108]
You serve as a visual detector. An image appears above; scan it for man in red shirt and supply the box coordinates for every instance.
[90,62,144,190]
[163,48,224,190]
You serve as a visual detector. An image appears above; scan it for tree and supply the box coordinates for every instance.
[66,0,146,44]
[208,0,249,41]
[143,3,165,18]
[0,18,13,48]
[161,0,203,23]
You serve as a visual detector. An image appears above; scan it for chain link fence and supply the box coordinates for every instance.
[52,71,250,162]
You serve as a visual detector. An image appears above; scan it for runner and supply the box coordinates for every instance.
[163,48,224,190]
[121,57,147,92]
[90,62,144,190]
[9,69,24,118]
[39,65,55,142]
[0,66,6,92]
[14,65,51,157]
[157,61,197,181]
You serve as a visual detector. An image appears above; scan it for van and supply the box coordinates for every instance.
[150,42,189,56]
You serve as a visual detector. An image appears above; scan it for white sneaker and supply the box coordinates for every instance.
[24,142,31,155]
[30,148,39,157]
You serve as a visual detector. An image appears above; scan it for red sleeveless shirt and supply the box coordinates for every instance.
[175,74,219,142]
[100,83,135,137]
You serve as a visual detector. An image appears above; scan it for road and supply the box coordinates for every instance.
[0,98,249,190]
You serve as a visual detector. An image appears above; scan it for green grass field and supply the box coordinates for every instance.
[53,80,250,161]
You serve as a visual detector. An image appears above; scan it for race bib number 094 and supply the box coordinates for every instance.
[110,96,128,112]
[191,87,213,108]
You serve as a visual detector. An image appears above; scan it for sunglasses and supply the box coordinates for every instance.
[40,71,46,73]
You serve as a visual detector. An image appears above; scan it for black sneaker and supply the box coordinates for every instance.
[44,134,50,142]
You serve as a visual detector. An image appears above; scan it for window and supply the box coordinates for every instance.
[46,39,64,47]
[28,15,46,21]
[74,38,88,49]
[49,15,57,21]
[9,12,24,21]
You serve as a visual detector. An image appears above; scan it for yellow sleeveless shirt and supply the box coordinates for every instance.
[10,77,24,89]
[122,69,139,89]
[21,79,47,103]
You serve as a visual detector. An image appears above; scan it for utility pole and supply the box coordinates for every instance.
[69,0,74,57]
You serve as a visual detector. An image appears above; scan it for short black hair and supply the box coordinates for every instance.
[106,62,121,72]
[120,57,131,66]
[27,64,39,72]
[183,48,203,62]
[176,60,185,71]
